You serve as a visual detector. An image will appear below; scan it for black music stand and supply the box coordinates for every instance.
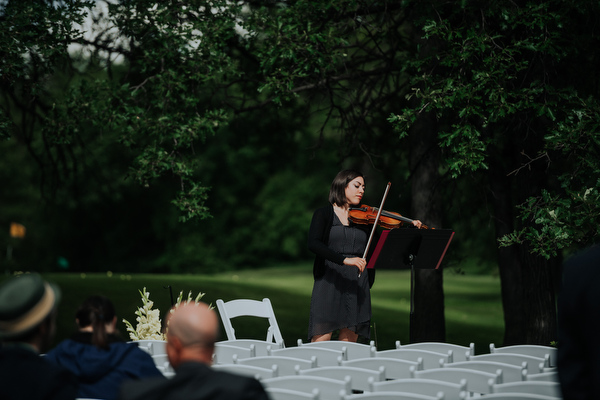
[367,228,454,340]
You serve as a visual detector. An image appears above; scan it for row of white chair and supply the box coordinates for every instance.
[132,338,558,386]
[215,339,553,375]
[258,370,562,400]
[211,340,559,400]
[215,356,559,395]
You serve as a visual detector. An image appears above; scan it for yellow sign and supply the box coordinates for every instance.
[10,223,26,239]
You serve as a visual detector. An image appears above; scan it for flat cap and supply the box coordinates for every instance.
[0,274,60,338]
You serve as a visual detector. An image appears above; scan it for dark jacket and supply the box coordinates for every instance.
[558,243,600,400]
[308,204,376,287]
[0,344,78,400]
[119,361,269,400]
[46,332,164,400]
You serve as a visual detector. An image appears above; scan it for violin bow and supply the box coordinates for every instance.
[359,181,391,277]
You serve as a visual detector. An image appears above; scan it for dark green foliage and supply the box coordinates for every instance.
[389,0,600,258]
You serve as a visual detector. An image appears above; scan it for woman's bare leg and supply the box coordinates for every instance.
[311,332,333,342]
[338,328,358,342]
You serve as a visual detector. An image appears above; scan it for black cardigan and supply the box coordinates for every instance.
[307,204,376,287]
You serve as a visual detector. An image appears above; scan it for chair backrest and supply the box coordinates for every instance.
[343,392,444,400]
[374,348,451,369]
[489,380,561,397]
[212,363,278,380]
[489,344,557,368]
[412,366,501,395]
[151,353,174,375]
[269,346,347,366]
[370,377,467,400]
[476,394,559,400]
[297,339,374,359]
[237,355,317,376]
[266,387,320,400]
[262,375,351,400]
[468,352,548,373]
[213,343,255,364]
[522,370,559,382]
[298,366,385,392]
[128,339,167,356]
[218,339,283,356]
[341,357,421,380]
[216,298,285,346]
[444,360,525,383]
[396,341,474,362]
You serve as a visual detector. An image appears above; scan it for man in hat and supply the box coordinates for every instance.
[0,273,78,400]
[119,301,269,400]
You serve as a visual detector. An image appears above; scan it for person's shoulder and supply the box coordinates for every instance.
[210,369,269,399]
[0,346,78,398]
[313,204,333,217]
[564,243,600,273]
[120,374,171,400]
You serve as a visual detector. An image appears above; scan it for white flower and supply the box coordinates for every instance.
[123,287,212,341]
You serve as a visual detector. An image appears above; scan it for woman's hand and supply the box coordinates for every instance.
[412,219,423,229]
[344,257,367,273]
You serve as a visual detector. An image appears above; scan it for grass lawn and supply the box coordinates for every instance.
[6,264,504,353]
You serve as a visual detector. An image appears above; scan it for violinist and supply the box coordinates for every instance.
[307,169,422,343]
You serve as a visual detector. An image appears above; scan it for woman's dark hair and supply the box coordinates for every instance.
[328,169,364,206]
[75,295,116,350]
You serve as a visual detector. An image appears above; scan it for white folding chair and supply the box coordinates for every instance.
[297,339,374,359]
[269,346,347,366]
[489,344,557,368]
[213,342,255,364]
[129,339,167,356]
[151,353,174,375]
[477,394,559,400]
[212,363,278,380]
[341,357,422,380]
[218,339,283,356]
[396,341,474,362]
[266,387,320,400]
[298,365,385,392]
[373,348,451,369]
[411,366,501,395]
[489,380,561,397]
[236,355,317,376]
[468,351,548,373]
[262,375,351,400]
[342,392,444,400]
[216,298,285,346]
[370,377,467,400]
[523,370,559,382]
[443,360,526,383]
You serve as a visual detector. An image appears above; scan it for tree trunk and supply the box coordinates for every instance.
[488,147,526,345]
[488,134,559,345]
[520,245,559,345]
[409,111,445,343]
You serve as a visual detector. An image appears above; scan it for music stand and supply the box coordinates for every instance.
[367,228,454,340]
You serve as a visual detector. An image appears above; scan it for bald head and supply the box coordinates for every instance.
[166,302,218,366]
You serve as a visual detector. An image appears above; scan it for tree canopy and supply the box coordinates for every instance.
[2,0,600,344]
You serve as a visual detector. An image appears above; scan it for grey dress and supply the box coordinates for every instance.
[308,212,372,339]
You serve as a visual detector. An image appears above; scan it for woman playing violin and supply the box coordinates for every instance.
[307,169,422,343]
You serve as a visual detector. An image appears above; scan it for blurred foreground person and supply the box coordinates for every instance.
[0,273,78,400]
[558,243,600,400]
[46,295,163,400]
[119,301,268,400]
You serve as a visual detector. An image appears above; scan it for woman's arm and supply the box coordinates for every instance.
[307,206,345,265]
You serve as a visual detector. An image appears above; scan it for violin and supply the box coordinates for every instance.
[349,204,430,230]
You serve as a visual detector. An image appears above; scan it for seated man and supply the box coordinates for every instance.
[119,301,269,400]
[0,273,78,400]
